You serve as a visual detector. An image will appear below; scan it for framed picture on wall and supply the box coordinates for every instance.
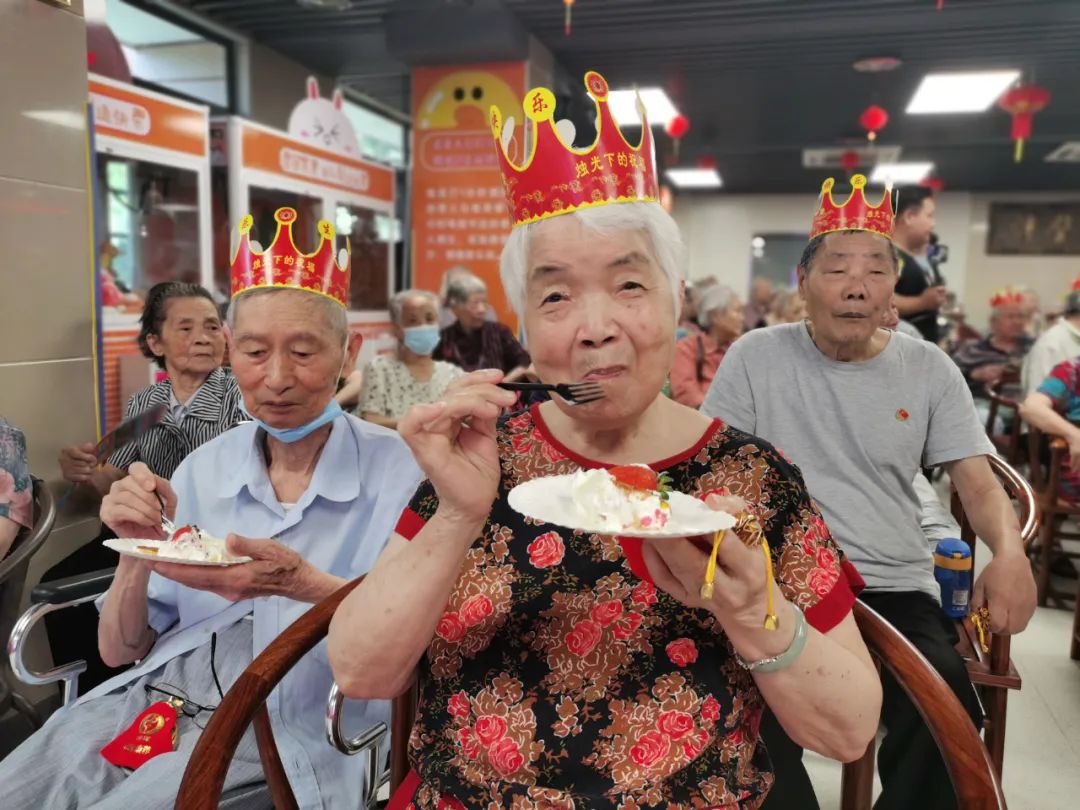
[987,202,1080,255]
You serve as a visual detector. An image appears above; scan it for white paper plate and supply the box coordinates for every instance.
[508,474,737,539]
[103,538,252,567]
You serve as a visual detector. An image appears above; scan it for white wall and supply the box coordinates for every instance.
[673,189,1079,331]
[962,192,1080,332]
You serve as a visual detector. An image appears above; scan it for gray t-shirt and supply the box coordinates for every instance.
[702,322,993,599]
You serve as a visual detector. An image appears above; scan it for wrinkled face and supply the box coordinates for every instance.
[522,215,676,424]
[453,292,488,331]
[901,197,936,245]
[394,294,439,340]
[229,291,355,429]
[147,296,225,376]
[799,231,897,348]
[992,305,1027,341]
[710,298,745,341]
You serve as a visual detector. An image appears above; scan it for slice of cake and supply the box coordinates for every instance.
[164,525,228,563]
[571,464,672,532]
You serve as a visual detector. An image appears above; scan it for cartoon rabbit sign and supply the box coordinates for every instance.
[287,77,361,158]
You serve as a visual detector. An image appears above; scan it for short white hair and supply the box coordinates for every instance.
[499,202,685,320]
[696,284,738,329]
[389,288,439,325]
[226,288,348,345]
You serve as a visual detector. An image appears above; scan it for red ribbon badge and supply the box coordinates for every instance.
[100,701,178,769]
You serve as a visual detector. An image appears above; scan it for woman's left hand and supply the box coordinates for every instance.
[641,493,775,633]
[149,535,341,604]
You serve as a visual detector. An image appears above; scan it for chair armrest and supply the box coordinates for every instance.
[326,681,389,808]
[31,567,116,604]
[8,567,116,706]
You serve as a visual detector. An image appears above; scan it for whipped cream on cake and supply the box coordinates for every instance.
[571,464,672,532]
[137,525,228,563]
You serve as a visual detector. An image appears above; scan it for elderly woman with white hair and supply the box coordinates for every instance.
[360,289,464,430]
[435,272,532,382]
[670,283,744,408]
[0,209,421,808]
[329,72,880,809]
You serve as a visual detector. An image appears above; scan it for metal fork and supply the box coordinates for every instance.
[154,490,177,536]
[498,381,606,405]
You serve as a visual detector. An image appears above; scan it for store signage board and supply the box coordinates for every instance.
[239,121,394,203]
[410,62,527,328]
[88,74,208,157]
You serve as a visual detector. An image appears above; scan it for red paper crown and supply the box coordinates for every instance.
[490,71,660,228]
[809,174,895,240]
[990,287,1024,309]
[230,207,350,307]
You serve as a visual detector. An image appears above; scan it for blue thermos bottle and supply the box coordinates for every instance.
[934,538,973,619]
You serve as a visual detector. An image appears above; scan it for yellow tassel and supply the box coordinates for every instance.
[699,529,723,600]
[1014,137,1025,163]
[762,538,778,630]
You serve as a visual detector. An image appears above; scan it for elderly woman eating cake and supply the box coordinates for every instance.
[329,72,881,809]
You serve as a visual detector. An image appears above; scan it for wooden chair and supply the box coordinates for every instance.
[177,584,1006,810]
[948,453,1038,777]
[984,381,1024,466]
[1025,426,1080,608]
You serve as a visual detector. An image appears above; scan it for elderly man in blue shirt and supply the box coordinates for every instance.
[0,209,421,809]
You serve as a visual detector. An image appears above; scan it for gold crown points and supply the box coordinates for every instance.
[489,71,650,171]
[232,207,348,272]
[819,174,890,211]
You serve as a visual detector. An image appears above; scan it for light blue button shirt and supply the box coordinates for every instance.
[86,414,421,809]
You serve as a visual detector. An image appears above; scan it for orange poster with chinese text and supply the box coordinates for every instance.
[411,62,527,328]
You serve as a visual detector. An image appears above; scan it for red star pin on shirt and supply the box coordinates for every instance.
[896,409,910,422]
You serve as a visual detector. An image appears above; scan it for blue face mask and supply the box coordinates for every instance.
[240,398,343,443]
[402,325,440,356]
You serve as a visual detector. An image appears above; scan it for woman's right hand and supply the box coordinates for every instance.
[100,461,177,539]
[59,442,98,483]
[398,369,518,524]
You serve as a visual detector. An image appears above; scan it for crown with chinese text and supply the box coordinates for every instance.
[809,174,895,240]
[990,287,1024,309]
[230,207,350,307]
[489,71,660,228]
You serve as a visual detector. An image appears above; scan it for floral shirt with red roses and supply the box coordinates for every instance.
[391,405,863,810]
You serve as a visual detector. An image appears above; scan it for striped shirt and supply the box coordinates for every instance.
[107,367,245,479]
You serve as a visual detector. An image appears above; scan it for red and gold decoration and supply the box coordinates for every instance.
[858,104,889,142]
[809,173,895,240]
[989,287,1025,309]
[839,149,861,175]
[100,702,178,769]
[998,83,1051,162]
[230,207,350,307]
[490,70,659,228]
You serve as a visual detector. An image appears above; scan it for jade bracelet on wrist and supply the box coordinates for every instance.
[736,602,808,673]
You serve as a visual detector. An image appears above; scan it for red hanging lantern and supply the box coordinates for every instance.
[858,105,889,142]
[920,176,945,193]
[696,155,717,170]
[563,0,575,36]
[665,113,690,159]
[998,84,1051,162]
[839,150,861,174]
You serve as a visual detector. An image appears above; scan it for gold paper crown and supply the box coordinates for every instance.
[489,71,660,228]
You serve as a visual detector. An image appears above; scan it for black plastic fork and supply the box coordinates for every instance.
[498,381,606,405]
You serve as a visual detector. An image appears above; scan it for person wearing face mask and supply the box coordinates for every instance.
[359,289,464,430]
[0,209,421,809]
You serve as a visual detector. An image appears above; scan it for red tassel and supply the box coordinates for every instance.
[564,0,574,36]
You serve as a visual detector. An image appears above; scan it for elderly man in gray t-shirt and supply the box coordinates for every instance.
[702,176,1036,810]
